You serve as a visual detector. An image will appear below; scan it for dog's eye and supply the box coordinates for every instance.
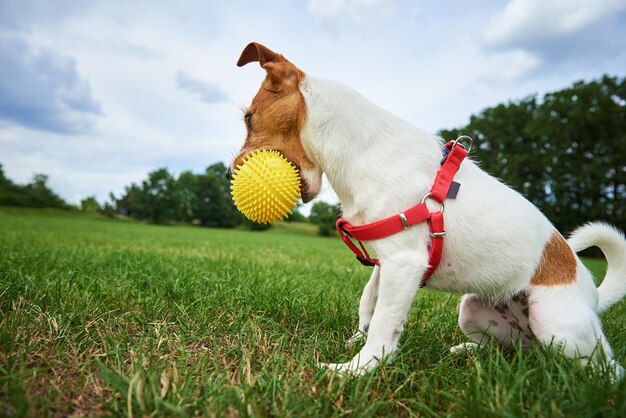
[244,113,253,129]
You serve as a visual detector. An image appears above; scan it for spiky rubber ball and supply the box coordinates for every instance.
[230,150,301,224]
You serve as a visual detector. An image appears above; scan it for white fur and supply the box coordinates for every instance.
[298,76,626,378]
[569,222,626,312]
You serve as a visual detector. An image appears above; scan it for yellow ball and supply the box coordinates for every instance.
[230,150,301,224]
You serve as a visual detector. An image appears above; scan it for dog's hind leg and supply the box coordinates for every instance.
[322,251,428,375]
[452,292,536,353]
[528,285,624,381]
[346,266,380,347]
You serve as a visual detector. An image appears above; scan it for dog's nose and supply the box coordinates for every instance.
[225,167,233,181]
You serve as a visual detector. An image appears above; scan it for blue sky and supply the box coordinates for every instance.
[1,0,625,210]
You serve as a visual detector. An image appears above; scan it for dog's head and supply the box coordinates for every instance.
[229,42,322,203]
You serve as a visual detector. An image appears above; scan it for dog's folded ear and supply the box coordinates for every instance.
[237,42,280,67]
[237,42,302,93]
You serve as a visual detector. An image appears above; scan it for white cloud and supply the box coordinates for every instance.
[0,34,101,134]
[484,49,542,82]
[482,0,626,50]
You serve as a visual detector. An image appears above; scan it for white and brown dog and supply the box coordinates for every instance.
[229,42,626,378]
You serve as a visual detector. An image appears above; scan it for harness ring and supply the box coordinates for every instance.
[452,135,474,153]
[421,193,445,213]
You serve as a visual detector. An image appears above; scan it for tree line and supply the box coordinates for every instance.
[98,162,340,233]
[0,166,69,209]
[101,163,244,227]
[1,75,624,235]
[102,162,343,233]
[0,160,338,234]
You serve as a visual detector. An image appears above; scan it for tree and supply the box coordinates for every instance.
[0,164,23,206]
[0,164,8,185]
[124,168,181,223]
[0,169,69,209]
[285,204,307,222]
[309,201,340,236]
[80,196,100,213]
[525,76,626,232]
[195,163,243,227]
[177,171,200,223]
[439,75,626,233]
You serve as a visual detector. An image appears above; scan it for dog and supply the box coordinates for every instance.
[229,42,626,378]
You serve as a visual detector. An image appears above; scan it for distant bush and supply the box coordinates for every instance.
[309,201,340,236]
[0,165,69,209]
[285,206,307,223]
[80,196,101,214]
[242,218,272,231]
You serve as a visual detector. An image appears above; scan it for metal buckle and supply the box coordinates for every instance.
[421,193,445,213]
[399,212,410,230]
[430,231,446,238]
[452,135,474,153]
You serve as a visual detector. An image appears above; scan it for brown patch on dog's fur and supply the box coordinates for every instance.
[233,43,315,197]
[530,232,577,286]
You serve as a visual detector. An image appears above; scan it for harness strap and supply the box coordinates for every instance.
[430,142,468,202]
[335,138,470,281]
[424,210,445,279]
[337,202,431,242]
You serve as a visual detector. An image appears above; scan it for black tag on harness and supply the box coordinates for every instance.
[447,181,460,199]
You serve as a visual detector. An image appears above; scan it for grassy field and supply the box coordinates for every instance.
[1,208,625,417]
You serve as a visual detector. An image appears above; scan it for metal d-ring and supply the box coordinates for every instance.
[452,135,474,153]
[421,193,445,213]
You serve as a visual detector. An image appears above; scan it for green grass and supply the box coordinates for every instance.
[1,208,625,417]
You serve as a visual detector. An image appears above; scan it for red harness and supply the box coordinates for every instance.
[335,136,471,284]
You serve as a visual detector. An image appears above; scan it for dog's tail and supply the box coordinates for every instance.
[568,222,626,313]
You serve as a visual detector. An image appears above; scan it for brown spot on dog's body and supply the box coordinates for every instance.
[509,320,524,332]
[494,305,507,315]
[530,232,577,286]
[233,42,317,202]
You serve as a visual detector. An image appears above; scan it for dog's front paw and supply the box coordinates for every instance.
[449,342,480,354]
[318,361,370,377]
[345,330,366,348]
[318,351,381,376]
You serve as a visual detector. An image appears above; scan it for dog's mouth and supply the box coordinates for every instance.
[296,163,322,204]
[300,176,314,203]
